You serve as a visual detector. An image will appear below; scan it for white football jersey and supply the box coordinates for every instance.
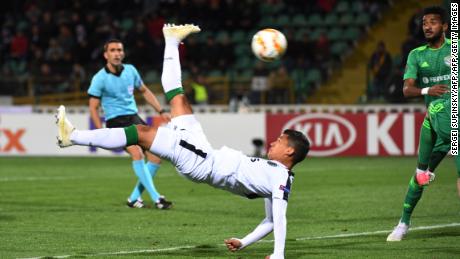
[151,116,294,202]
[210,146,294,201]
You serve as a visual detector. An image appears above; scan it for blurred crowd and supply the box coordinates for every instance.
[1,0,387,104]
[366,0,451,104]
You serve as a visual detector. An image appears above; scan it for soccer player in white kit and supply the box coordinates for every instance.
[56,24,310,259]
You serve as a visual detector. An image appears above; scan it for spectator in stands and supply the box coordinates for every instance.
[317,0,336,14]
[1,0,389,99]
[250,61,269,104]
[268,66,294,104]
[69,63,86,91]
[29,24,47,50]
[34,63,62,94]
[45,38,64,61]
[315,31,331,63]
[289,31,315,69]
[188,74,209,105]
[408,8,425,43]
[315,31,331,78]
[368,41,392,101]
[384,68,406,104]
[9,29,29,60]
[217,34,235,71]
[57,24,75,53]
[201,36,220,71]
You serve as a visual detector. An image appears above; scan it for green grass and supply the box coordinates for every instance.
[0,156,459,258]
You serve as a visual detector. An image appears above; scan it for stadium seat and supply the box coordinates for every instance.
[343,27,361,41]
[234,56,253,70]
[392,54,402,68]
[208,69,224,77]
[351,1,364,13]
[197,31,212,43]
[120,18,134,31]
[310,28,326,41]
[331,42,349,58]
[260,2,284,15]
[231,30,246,44]
[216,30,230,44]
[307,14,323,27]
[275,15,291,27]
[258,16,275,27]
[237,69,253,79]
[324,13,339,27]
[144,70,159,84]
[306,69,322,85]
[339,13,354,26]
[266,60,282,70]
[354,13,370,27]
[335,1,350,14]
[292,14,308,27]
[294,28,310,41]
[234,44,251,58]
[327,28,343,41]
[182,70,190,80]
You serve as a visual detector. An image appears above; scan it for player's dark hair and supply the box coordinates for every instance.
[423,6,448,24]
[104,39,123,52]
[283,129,309,166]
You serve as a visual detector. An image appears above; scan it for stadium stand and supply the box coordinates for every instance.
[1,0,391,105]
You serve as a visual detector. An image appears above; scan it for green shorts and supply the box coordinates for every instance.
[427,100,453,155]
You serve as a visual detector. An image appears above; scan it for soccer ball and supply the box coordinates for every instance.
[251,28,287,62]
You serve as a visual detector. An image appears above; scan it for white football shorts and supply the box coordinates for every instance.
[150,114,214,182]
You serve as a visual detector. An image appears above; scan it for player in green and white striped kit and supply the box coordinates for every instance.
[387,6,453,241]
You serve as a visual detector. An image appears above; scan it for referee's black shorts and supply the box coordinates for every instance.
[105,114,148,128]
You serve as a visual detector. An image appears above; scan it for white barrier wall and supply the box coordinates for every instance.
[0,113,265,156]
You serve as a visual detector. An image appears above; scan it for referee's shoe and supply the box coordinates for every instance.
[155,196,173,210]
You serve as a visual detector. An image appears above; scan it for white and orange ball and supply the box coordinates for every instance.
[251,28,287,62]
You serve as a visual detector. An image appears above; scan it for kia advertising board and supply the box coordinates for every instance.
[267,113,426,156]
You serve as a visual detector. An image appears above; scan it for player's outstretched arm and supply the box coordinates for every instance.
[403,79,449,97]
[269,198,288,259]
[224,199,275,252]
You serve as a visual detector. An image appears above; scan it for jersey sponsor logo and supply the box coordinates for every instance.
[282,114,357,156]
[421,74,451,84]
[444,55,451,67]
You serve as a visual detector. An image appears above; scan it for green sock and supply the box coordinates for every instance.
[401,176,425,225]
[165,88,185,102]
[416,118,435,170]
[123,125,138,146]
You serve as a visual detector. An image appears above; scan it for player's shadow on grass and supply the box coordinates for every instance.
[0,214,15,221]
[137,243,311,258]
[409,228,460,240]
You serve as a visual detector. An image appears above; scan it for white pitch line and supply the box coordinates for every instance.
[295,222,460,241]
[18,245,196,259]
[0,176,86,182]
[18,222,460,259]
[0,173,176,182]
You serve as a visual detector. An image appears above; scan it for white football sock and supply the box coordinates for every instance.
[161,40,182,94]
[70,128,127,149]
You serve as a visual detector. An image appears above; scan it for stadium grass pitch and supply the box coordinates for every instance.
[1,156,459,258]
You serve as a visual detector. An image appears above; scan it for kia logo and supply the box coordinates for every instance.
[282,114,357,156]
